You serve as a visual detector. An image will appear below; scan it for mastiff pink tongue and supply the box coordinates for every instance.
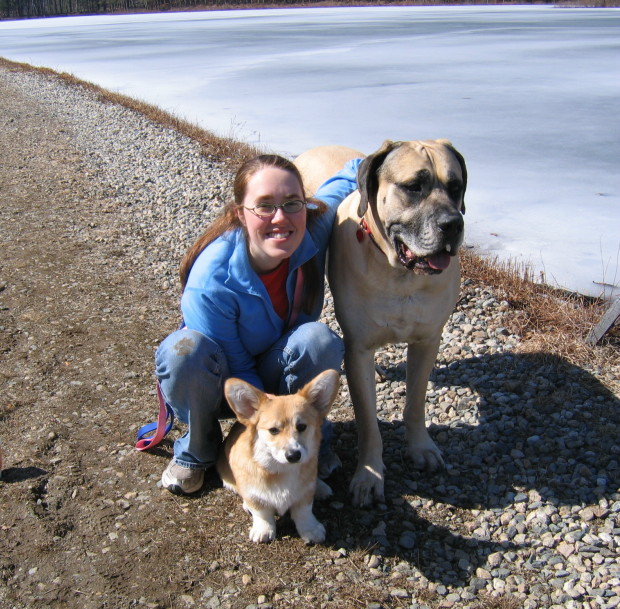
[427,251,451,270]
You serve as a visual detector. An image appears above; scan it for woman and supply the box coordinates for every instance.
[155,153,361,495]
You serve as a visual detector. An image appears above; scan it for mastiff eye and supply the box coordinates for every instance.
[268,427,280,435]
[402,181,422,194]
[296,423,307,433]
[447,181,463,199]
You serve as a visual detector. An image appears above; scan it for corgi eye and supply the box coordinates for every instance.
[296,423,307,432]
[268,427,280,435]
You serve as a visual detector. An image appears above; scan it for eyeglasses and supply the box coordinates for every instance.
[244,199,306,218]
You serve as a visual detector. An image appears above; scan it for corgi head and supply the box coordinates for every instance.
[224,369,340,470]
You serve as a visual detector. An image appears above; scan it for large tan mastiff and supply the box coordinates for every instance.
[295,140,467,506]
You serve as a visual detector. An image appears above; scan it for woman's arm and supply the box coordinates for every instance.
[312,157,362,210]
[306,157,363,253]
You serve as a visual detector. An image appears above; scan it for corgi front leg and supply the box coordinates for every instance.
[290,501,326,544]
[244,502,277,543]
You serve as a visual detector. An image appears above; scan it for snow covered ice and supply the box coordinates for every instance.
[1,6,618,298]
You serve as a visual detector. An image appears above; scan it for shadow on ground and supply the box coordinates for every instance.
[310,351,619,587]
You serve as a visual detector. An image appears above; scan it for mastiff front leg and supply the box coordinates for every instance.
[346,345,385,506]
[404,338,445,472]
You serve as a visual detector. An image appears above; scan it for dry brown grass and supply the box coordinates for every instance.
[461,249,618,380]
[475,593,523,609]
[2,56,617,386]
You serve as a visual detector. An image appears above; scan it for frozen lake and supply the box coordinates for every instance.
[1,6,618,298]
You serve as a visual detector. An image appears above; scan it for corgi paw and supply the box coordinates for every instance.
[249,521,276,543]
[298,520,326,545]
[315,479,333,500]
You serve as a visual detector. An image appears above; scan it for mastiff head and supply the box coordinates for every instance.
[357,139,467,275]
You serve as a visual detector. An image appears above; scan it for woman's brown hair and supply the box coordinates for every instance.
[179,154,327,314]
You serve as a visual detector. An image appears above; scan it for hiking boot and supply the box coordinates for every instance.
[161,460,204,495]
[318,448,342,479]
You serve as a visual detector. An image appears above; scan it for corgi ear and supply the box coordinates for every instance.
[224,378,264,424]
[302,369,340,417]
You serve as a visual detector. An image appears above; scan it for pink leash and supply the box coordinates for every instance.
[135,382,174,451]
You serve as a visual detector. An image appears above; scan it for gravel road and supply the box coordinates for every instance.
[1,63,618,609]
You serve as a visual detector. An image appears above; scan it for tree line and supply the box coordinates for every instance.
[1,0,347,20]
[1,0,574,20]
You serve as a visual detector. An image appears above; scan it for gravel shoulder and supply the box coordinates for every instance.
[0,64,618,609]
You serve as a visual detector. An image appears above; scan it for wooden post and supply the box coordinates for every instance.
[586,296,620,346]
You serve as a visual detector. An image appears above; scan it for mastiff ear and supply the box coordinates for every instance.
[356,140,401,218]
[437,139,467,214]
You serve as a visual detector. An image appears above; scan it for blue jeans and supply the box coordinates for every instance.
[155,322,344,469]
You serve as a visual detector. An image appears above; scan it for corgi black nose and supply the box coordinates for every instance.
[285,449,301,463]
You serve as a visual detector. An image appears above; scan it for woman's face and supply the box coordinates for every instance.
[238,166,306,273]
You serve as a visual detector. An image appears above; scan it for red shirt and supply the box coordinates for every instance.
[259,259,289,321]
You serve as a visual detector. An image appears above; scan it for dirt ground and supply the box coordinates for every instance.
[1,69,619,609]
[0,68,445,609]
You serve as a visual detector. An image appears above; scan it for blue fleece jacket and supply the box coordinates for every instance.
[180,158,361,389]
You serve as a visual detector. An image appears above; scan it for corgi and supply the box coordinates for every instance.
[216,369,340,544]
